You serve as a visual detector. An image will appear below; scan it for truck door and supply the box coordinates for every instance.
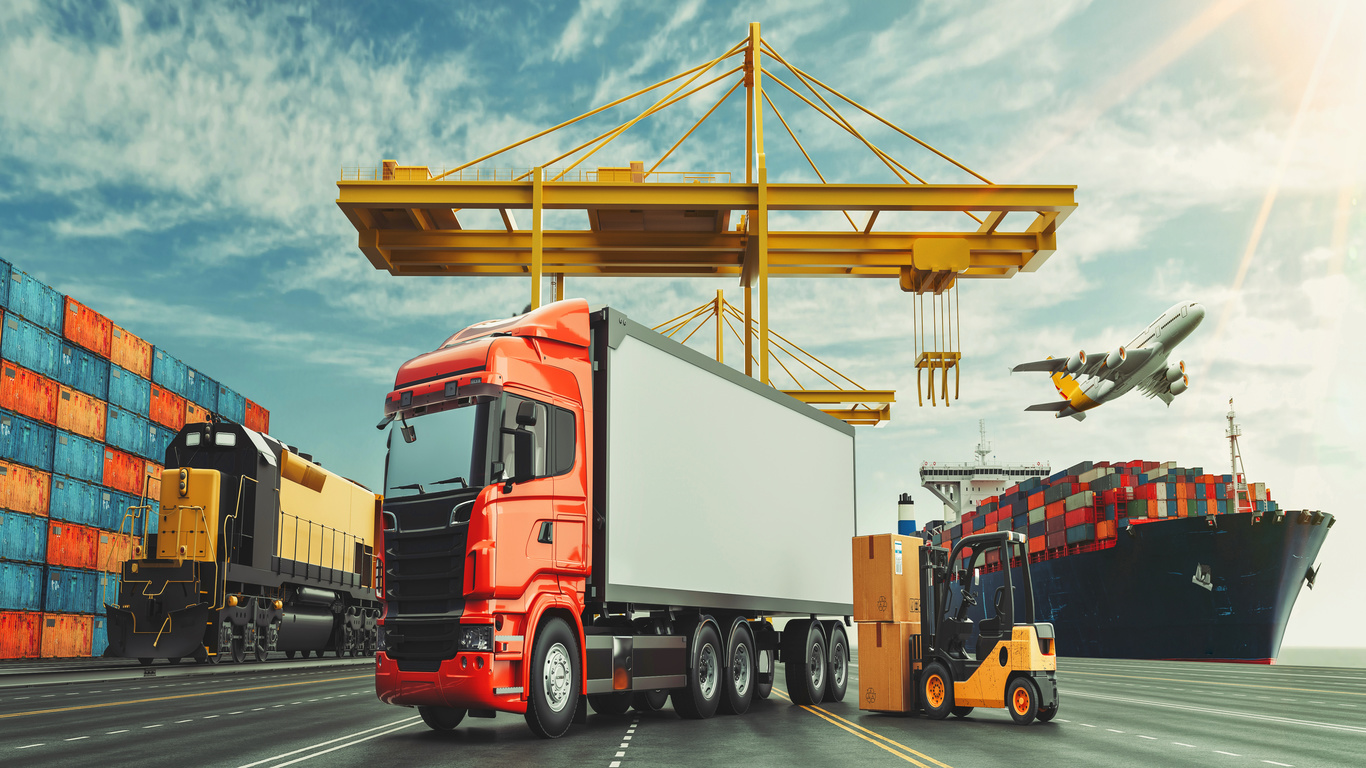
[497,394,555,590]
[549,402,585,572]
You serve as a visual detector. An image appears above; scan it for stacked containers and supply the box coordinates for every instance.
[852,533,922,713]
[0,259,271,658]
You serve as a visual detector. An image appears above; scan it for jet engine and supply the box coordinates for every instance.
[1165,361,1186,383]
[1170,374,1189,395]
[1105,346,1126,369]
[1066,351,1086,374]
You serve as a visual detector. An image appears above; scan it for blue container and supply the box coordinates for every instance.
[99,489,137,534]
[0,509,47,563]
[146,422,175,463]
[217,383,246,423]
[56,342,111,400]
[1,313,62,378]
[91,616,108,657]
[45,565,100,614]
[53,430,103,485]
[151,347,188,398]
[186,367,219,413]
[96,571,120,616]
[7,269,64,334]
[51,476,101,528]
[0,410,55,472]
[0,258,9,307]
[0,560,44,611]
[107,366,151,417]
[105,406,149,459]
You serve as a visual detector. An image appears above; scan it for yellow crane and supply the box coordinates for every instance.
[336,23,1076,423]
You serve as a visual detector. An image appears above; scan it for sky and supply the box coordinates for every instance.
[1,0,1361,648]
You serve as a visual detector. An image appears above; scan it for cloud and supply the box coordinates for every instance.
[550,0,625,63]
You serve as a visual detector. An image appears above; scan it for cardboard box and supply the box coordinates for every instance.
[857,622,920,713]
[852,534,922,622]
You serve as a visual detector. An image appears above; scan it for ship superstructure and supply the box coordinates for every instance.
[918,420,1049,526]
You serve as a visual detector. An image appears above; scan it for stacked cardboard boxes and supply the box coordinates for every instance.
[852,533,922,714]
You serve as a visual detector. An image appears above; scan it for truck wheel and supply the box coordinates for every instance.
[920,661,953,720]
[632,689,669,712]
[1008,677,1040,725]
[823,623,849,703]
[718,623,755,715]
[419,705,466,731]
[672,622,723,719]
[589,692,633,716]
[524,616,580,739]
[782,619,827,705]
[755,649,774,700]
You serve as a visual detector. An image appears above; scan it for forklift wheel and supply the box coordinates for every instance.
[950,706,973,718]
[1008,677,1040,725]
[1037,703,1058,723]
[920,662,953,720]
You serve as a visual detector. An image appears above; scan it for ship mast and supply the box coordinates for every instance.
[974,419,991,465]
[1226,398,1250,511]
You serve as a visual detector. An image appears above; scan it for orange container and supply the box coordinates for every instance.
[245,399,270,433]
[1097,520,1116,539]
[149,385,186,431]
[63,297,113,359]
[110,325,153,379]
[56,386,107,442]
[144,462,163,502]
[48,520,98,569]
[103,447,144,497]
[1,612,43,659]
[1028,536,1045,554]
[1177,483,1189,500]
[97,531,133,573]
[0,362,59,425]
[0,461,51,516]
[1027,492,1044,509]
[1045,500,1066,519]
[41,614,92,658]
[185,401,210,426]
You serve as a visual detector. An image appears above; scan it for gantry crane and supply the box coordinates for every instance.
[336,23,1076,424]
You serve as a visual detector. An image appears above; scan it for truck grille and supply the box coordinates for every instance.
[382,496,469,663]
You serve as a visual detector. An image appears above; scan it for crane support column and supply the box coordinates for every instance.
[531,166,544,309]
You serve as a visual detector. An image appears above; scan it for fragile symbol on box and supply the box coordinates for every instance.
[865,687,876,704]
[877,595,888,614]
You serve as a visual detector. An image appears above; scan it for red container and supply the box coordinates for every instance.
[110,325,153,379]
[149,385,186,431]
[1045,516,1065,534]
[0,461,51,516]
[103,447,144,497]
[41,614,92,658]
[1045,500,1066,518]
[1028,536,1044,554]
[1045,531,1066,549]
[1027,492,1044,509]
[1136,484,1157,500]
[97,531,133,573]
[245,399,269,433]
[1064,508,1092,527]
[0,612,42,659]
[0,362,59,425]
[57,385,107,442]
[185,402,210,426]
[47,520,98,569]
[63,297,113,359]
[144,462,163,502]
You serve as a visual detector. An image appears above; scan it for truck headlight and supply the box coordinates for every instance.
[458,625,493,651]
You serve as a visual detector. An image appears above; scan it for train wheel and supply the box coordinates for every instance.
[823,623,849,703]
[524,616,580,739]
[231,636,246,664]
[717,623,755,716]
[588,692,633,716]
[254,635,269,663]
[419,706,466,731]
[920,662,953,720]
[782,619,827,705]
[193,646,208,664]
[632,689,669,712]
[672,622,723,719]
[1008,677,1040,725]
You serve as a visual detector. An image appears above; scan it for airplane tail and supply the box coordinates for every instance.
[1070,411,1087,422]
[1025,401,1070,413]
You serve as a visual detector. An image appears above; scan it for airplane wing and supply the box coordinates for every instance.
[1076,346,1159,380]
[1012,358,1068,374]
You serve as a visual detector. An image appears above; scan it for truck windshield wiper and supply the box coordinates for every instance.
[393,483,425,494]
[432,476,469,488]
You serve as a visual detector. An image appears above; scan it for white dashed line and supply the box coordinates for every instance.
[16,744,43,749]
[624,735,632,740]
[65,737,89,741]
[1262,761,1292,767]
[616,752,625,757]
[1079,724,1095,728]
[143,724,163,729]
[1215,751,1241,757]
[229,711,244,715]
[1138,735,1157,740]
[1106,729,1124,733]
[620,742,629,748]
[204,715,219,719]
[1173,742,1195,747]
[610,763,620,768]
[107,730,128,735]
[1056,718,1070,722]
[176,719,193,723]
[251,708,265,711]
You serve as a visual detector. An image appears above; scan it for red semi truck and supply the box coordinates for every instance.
[374,299,857,738]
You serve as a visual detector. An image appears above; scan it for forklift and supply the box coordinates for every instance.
[918,531,1059,724]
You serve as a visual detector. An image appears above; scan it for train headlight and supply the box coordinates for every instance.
[457,625,493,652]
[274,600,283,610]
[228,595,238,607]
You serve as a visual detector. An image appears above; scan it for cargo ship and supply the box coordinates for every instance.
[913,410,1333,663]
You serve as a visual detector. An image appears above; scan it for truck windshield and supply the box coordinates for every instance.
[384,402,490,498]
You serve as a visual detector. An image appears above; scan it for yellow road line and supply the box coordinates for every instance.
[1065,670,1366,697]
[0,674,372,720]
[771,688,953,768]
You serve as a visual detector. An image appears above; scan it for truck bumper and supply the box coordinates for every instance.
[375,651,527,714]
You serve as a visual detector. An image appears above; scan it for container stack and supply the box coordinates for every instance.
[929,459,1288,568]
[852,533,922,714]
[0,259,270,660]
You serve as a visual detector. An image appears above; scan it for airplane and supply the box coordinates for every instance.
[1012,301,1205,421]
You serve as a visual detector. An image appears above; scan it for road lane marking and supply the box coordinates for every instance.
[176,719,193,723]
[143,724,162,729]
[616,752,625,757]
[771,688,951,768]
[1138,735,1157,740]
[0,675,371,720]
[1174,742,1195,747]
[235,717,422,768]
[65,736,89,741]
[1106,729,1124,733]
[1215,751,1241,756]
[1079,723,1095,727]
[1066,670,1366,697]
[1068,690,1366,734]
[1262,761,1293,766]
[107,730,128,734]
[16,744,42,749]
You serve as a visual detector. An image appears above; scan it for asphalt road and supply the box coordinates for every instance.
[2,655,1362,767]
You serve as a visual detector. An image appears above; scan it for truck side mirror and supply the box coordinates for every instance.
[516,400,538,426]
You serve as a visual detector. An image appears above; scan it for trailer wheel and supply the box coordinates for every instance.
[823,623,849,703]
[920,661,953,720]
[782,619,827,705]
[755,649,774,700]
[718,623,755,715]
[1007,677,1040,725]
[524,616,580,739]
[589,692,633,716]
[419,705,466,731]
[632,689,669,712]
[672,622,723,719]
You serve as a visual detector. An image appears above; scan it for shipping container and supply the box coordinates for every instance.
[8,270,64,335]
[0,611,41,659]
[146,422,175,463]
[102,447,143,497]
[105,405,149,459]
[0,461,50,517]
[100,490,139,535]
[57,386,107,442]
[0,361,59,424]
[62,297,113,358]
[1064,490,1095,512]
[50,476,100,528]
[0,409,55,472]
[0,259,9,307]
[1045,531,1066,549]
[47,520,98,569]
[44,565,99,614]
[0,560,43,611]
[53,430,103,485]
[245,398,269,433]
[1066,523,1096,545]
[217,383,246,424]
[0,313,62,379]
[184,401,209,425]
[97,531,132,574]
[151,347,187,397]
[96,571,120,614]
[185,367,218,412]
[107,365,151,417]
[0,509,47,563]
[110,325,152,379]
[91,615,108,657]
[56,341,111,401]
[41,613,92,658]
[149,384,186,431]
[144,462,162,503]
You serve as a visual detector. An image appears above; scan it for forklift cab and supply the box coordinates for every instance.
[937,532,1035,663]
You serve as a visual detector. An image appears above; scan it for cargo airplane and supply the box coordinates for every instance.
[1012,301,1205,421]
